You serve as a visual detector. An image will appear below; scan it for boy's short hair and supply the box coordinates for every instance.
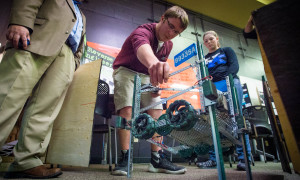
[163,6,189,30]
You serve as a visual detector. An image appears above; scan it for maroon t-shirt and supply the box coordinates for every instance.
[113,23,173,75]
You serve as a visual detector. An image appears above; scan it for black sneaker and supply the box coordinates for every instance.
[196,159,217,168]
[237,160,246,171]
[112,150,129,176]
[148,150,186,174]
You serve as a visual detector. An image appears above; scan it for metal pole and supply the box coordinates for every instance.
[209,106,226,180]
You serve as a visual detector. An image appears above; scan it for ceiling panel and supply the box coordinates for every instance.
[164,0,267,29]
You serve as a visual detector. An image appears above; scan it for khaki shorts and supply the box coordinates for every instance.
[113,66,163,112]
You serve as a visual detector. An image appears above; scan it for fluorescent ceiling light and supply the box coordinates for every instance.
[256,0,276,5]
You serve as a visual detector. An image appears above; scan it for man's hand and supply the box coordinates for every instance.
[136,44,170,86]
[6,25,30,49]
[148,61,170,86]
[244,15,254,33]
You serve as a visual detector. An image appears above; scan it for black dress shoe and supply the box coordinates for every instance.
[4,165,62,179]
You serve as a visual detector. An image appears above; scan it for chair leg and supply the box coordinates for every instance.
[252,139,257,154]
[276,149,280,162]
[233,154,236,164]
[114,127,118,166]
[101,133,108,165]
[251,153,255,166]
[229,154,232,168]
[109,125,112,171]
[261,138,267,163]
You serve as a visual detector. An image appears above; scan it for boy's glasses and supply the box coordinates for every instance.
[166,18,181,35]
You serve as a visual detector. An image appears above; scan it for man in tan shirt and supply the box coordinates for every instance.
[0,0,86,178]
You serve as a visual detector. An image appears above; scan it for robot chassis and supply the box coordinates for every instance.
[116,45,253,180]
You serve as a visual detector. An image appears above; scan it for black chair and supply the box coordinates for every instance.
[93,79,117,171]
[243,105,275,162]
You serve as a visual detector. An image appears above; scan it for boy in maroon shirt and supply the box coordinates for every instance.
[112,6,189,176]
